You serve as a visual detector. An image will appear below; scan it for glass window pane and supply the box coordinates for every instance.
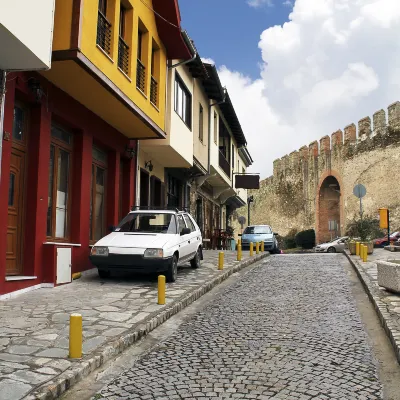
[51,125,71,144]
[8,173,15,206]
[92,147,107,164]
[95,167,105,241]
[47,146,55,236]
[55,149,70,238]
[12,106,25,141]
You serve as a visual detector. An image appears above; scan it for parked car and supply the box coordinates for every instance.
[373,231,400,248]
[239,225,279,254]
[314,236,349,253]
[90,209,203,282]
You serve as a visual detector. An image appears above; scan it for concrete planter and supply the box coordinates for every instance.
[361,241,374,255]
[377,260,400,293]
[348,242,357,255]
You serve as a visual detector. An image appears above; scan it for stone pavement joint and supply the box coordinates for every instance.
[0,250,268,400]
[345,250,400,365]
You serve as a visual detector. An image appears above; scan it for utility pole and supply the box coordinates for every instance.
[0,70,6,186]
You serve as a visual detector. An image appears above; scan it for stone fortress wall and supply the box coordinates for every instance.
[231,101,400,243]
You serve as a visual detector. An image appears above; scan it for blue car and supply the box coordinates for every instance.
[239,225,279,254]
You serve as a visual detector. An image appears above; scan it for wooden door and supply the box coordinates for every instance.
[6,150,26,275]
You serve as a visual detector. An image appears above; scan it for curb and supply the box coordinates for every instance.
[30,253,269,399]
[344,252,400,364]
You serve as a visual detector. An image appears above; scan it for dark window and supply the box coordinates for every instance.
[98,0,107,15]
[12,106,26,142]
[174,74,192,127]
[199,104,204,142]
[8,173,15,206]
[167,175,181,208]
[150,176,162,207]
[119,5,126,37]
[184,214,196,232]
[97,0,112,54]
[116,213,177,234]
[137,30,143,61]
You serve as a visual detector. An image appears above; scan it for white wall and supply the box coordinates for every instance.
[0,0,55,70]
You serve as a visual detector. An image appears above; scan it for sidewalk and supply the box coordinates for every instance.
[0,250,268,400]
[346,248,400,364]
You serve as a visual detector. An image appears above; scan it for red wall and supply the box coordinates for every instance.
[0,72,137,295]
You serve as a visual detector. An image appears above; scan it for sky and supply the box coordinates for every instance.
[179,0,400,179]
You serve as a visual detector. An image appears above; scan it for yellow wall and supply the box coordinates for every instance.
[52,0,167,131]
[52,0,73,51]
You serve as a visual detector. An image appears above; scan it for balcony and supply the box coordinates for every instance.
[219,150,231,177]
[136,59,146,93]
[96,12,112,55]
[150,76,158,106]
[118,37,129,75]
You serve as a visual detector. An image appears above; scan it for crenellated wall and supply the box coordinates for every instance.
[234,101,400,243]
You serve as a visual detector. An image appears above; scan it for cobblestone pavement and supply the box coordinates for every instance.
[0,250,259,400]
[348,249,400,362]
[95,254,382,400]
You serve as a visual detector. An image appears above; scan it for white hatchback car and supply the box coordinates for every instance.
[90,209,203,282]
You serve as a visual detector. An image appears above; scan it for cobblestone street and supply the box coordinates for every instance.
[95,254,382,400]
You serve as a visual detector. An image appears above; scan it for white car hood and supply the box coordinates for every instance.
[318,241,337,249]
[94,232,171,249]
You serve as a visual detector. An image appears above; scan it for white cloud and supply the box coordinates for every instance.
[247,0,274,8]
[218,0,400,178]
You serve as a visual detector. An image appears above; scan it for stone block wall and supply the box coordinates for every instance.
[233,101,400,243]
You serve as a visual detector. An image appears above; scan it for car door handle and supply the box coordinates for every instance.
[188,240,191,244]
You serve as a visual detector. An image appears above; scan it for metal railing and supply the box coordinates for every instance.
[219,150,231,177]
[96,11,112,55]
[150,76,158,106]
[136,59,146,93]
[118,37,130,75]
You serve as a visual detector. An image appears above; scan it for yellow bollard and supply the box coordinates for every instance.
[356,242,360,256]
[250,242,254,257]
[256,242,260,254]
[69,314,82,359]
[158,275,166,305]
[360,244,364,260]
[218,252,224,270]
[238,238,241,247]
[363,245,368,262]
[261,241,265,253]
[237,244,242,261]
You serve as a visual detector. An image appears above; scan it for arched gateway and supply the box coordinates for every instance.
[316,174,343,244]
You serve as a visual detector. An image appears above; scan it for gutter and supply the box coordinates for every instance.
[169,30,197,70]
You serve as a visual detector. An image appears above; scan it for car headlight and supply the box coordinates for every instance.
[91,246,109,256]
[144,248,164,258]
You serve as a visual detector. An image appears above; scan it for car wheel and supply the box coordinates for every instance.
[190,248,201,269]
[166,255,178,283]
[98,269,110,279]
[327,247,336,253]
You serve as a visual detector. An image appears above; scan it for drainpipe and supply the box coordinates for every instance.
[135,140,140,207]
[0,70,6,186]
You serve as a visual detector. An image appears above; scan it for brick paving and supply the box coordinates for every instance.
[95,254,382,400]
[0,250,260,400]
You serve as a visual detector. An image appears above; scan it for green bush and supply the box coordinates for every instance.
[280,228,298,250]
[295,229,316,249]
[345,216,385,241]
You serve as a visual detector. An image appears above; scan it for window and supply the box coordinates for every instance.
[183,214,196,232]
[150,47,159,106]
[47,124,72,239]
[90,147,107,242]
[214,112,218,144]
[118,5,129,75]
[167,175,181,208]
[177,215,186,234]
[12,106,27,142]
[137,30,143,61]
[136,29,146,92]
[116,212,177,234]
[232,144,235,170]
[243,226,272,235]
[199,104,204,142]
[150,176,163,207]
[97,0,112,54]
[174,74,192,127]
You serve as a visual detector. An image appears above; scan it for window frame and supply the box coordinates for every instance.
[199,103,204,142]
[90,146,108,244]
[47,123,73,241]
[174,73,192,129]
[213,111,218,144]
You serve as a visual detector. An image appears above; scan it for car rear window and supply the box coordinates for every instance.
[243,226,272,235]
[115,213,177,234]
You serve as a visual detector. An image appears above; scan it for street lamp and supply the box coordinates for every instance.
[247,195,254,226]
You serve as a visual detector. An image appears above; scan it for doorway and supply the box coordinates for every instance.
[140,169,149,207]
[6,103,29,276]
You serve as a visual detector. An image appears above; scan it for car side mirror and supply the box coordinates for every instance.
[109,225,116,232]
[273,232,278,236]
[181,227,191,236]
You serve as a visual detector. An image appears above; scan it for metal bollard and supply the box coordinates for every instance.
[256,242,260,254]
[360,244,364,260]
[218,252,224,270]
[250,242,254,256]
[355,242,360,256]
[237,244,242,261]
[261,241,265,252]
[69,314,82,359]
[363,245,368,262]
[158,275,166,305]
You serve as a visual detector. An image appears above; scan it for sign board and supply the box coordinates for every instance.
[353,184,366,199]
[235,174,260,190]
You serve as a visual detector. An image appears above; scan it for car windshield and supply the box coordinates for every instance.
[243,226,272,235]
[115,213,177,234]
[390,231,400,238]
